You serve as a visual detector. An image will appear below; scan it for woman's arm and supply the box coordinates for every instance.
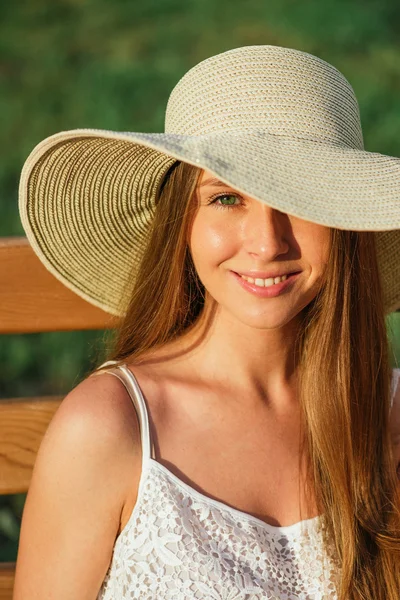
[12,372,142,600]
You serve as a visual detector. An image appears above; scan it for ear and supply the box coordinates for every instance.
[389,369,400,478]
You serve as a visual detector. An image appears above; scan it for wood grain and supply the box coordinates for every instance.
[0,564,15,600]
[0,396,62,495]
[0,237,119,333]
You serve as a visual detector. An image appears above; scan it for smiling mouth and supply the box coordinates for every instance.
[234,271,300,288]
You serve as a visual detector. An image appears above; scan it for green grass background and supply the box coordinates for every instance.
[2,0,400,562]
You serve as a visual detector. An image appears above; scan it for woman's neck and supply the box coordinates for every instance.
[159,299,303,411]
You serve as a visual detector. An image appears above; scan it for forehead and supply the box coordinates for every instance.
[198,169,235,190]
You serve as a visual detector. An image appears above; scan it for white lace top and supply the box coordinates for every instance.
[96,362,400,600]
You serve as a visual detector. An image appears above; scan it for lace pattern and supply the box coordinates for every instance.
[97,457,339,600]
[96,366,400,600]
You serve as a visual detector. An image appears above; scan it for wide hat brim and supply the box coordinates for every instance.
[19,127,400,317]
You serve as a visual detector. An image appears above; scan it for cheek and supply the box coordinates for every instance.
[190,212,237,268]
[300,225,331,277]
[315,229,331,268]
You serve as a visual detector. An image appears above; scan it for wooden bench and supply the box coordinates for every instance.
[0,236,118,600]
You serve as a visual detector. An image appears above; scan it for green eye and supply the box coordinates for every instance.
[213,194,239,206]
[207,192,242,210]
[220,195,236,205]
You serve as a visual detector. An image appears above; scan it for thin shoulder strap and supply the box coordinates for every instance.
[93,360,155,461]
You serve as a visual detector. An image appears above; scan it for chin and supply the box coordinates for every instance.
[226,307,300,330]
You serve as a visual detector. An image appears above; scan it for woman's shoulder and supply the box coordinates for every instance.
[13,371,145,598]
[35,371,145,499]
[80,360,169,442]
[60,369,142,446]
[392,367,400,394]
[390,367,400,421]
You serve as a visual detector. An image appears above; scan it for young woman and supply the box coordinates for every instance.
[14,45,400,599]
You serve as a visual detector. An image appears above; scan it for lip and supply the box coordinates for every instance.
[231,270,301,298]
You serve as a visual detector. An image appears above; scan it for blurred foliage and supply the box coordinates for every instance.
[0,329,110,398]
[2,0,400,562]
[3,0,400,236]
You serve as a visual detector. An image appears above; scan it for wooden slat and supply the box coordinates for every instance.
[0,564,15,600]
[0,396,62,494]
[0,237,119,333]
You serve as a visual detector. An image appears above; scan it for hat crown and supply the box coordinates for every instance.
[165,45,364,149]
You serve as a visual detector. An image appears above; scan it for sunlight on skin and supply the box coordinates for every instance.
[189,168,331,332]
[170,167,334,403]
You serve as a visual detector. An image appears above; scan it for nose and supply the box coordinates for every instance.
[242,203,290,259]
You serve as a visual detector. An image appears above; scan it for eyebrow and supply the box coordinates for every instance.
[199,177,229,188]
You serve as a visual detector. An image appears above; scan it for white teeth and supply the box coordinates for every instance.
[240,274,288,287]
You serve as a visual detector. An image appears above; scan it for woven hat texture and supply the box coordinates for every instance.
[19,45,400,316]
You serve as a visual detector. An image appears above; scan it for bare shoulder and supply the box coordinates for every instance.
[13,370,142,599]
[390,369,400,441]
[390,369,400,476]
[38,369,144,478]
[57,369,143,445]
[31,368,144,490]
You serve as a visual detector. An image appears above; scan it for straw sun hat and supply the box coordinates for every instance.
[19,45,400,317]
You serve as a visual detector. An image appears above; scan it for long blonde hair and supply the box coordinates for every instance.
[90,160,400,599]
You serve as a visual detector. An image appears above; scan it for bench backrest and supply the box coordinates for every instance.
[0,236,117,599]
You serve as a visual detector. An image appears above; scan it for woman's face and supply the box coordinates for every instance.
[189,169,331,329]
